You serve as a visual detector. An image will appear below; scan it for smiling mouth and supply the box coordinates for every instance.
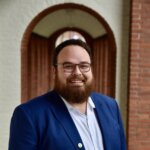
[71,80,83,83]
[69,80,84,86]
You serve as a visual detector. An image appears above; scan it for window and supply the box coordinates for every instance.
[55,31,86,47]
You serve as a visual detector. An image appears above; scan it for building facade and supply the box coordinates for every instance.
[0,0,150,149]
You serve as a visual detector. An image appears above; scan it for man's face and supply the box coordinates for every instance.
[53,45,94,104]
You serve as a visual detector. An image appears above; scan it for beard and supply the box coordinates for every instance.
[54,73,94,104]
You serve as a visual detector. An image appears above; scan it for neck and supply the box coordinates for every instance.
[69,101,88,114]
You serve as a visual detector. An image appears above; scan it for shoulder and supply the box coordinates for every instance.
[91,92,119,115]
[19,92,50,109]
[91,92,117,106]
[13,91,57,117]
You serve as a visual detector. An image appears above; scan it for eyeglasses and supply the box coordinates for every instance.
[56,62,91,73]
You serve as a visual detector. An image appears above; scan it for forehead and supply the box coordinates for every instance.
[57,45,91,63]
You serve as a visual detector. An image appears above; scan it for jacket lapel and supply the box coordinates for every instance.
[91,93,116,150]
[93,107,110,150]
[47,91,85,150]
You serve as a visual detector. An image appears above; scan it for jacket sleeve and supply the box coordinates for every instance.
[115,101,127,150]
[9,106,38,150]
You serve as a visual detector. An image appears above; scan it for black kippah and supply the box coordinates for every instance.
[53,39,92,66]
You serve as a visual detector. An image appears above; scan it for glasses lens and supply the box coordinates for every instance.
[62,63,91,73]
[63,63,74,72]
[79,63,90,72]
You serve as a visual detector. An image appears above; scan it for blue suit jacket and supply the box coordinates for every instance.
[9,90,126,150]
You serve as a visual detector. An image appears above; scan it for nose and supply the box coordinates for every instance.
[72,65,82,74]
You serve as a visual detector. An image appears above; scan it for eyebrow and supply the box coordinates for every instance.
[61,61,91,64]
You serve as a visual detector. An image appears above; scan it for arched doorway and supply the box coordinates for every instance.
[21,3,116,103]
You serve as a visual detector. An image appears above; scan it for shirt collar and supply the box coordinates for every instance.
[60,96,95,112]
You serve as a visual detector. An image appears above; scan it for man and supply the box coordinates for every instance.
[9,39,126,150]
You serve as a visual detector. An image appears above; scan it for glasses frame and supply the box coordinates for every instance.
[55,62,91,73]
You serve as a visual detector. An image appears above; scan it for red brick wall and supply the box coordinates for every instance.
[128,0,150,149]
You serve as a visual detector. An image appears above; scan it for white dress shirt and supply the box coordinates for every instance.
[62,97,104,150]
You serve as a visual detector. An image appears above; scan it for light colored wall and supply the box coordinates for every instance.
[116,0,130,130]
[0,0,130,149]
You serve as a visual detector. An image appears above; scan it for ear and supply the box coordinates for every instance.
[52,66,56,80]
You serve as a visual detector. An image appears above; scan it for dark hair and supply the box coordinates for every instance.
[53,39,92,66]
